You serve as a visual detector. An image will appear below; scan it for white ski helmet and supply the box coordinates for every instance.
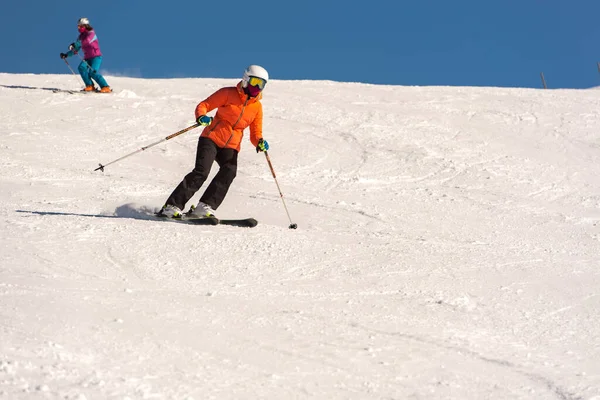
[242,65,269,89]
[78,17,90,26]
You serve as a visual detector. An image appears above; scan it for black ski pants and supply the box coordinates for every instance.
[165,137,238,211]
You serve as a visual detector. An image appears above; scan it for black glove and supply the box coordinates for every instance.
[60,53,68,59]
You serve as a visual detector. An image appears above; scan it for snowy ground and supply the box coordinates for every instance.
[0,73,599,399]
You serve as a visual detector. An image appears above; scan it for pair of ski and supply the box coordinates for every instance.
[155,213,258,228]
[52,89,112,95]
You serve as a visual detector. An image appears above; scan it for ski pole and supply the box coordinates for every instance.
[263,151,297,229]
[63,59,83,88]
[63,58,78,76]
[94,123,200,172]
[76,52,96,73]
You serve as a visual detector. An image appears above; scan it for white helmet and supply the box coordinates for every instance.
[242,65,269,88]
[78,17,90,26]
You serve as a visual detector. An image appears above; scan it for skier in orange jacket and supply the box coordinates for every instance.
[159,65,270,219]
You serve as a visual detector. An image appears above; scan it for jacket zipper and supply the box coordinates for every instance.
[223,97,249,148]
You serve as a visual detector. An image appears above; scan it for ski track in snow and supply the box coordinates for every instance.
[1,74,599,399]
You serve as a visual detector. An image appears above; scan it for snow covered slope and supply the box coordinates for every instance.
[1,73,599,399]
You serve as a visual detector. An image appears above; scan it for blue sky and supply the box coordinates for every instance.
[1,0,599,88]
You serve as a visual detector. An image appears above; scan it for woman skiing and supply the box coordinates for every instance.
[159,65,270,219]
[60,17,112,93]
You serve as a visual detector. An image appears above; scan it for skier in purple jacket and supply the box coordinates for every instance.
[60,17,112,93]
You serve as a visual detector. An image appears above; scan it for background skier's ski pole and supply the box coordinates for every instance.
[76,52,96,73]
[94,123,200,172]
[63,59,82,88]
[63,59,77,76]
[263,151,297,229]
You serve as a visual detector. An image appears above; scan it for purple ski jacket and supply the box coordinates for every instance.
[70,29,102,60]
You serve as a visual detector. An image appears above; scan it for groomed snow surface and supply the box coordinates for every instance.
[1,73,599,399]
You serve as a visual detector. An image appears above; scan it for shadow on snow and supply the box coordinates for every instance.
[16,204,156,221]
[0,84,76,94]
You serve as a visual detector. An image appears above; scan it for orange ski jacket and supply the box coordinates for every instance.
[194,82,264,152]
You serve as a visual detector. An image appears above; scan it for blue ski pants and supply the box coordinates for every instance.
[78,56,109,88]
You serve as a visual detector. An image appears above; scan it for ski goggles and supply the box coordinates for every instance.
[248,76,267,90]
